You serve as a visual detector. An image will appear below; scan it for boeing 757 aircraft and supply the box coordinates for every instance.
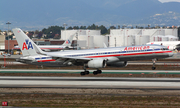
[13,28,174,75]
[13,34,75,51]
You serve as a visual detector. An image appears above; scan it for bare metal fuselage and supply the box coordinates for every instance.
[18,45,173,67]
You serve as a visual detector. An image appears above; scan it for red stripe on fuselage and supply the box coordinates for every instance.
[85,51,172,58]
[37,59,56,62]
[40,48,64,49]
[12,48,64,50]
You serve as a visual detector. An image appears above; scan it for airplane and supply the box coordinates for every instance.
[146,41,180,51]
[13,28,174,75]
[13,33,75,52]
[2,53,11,57]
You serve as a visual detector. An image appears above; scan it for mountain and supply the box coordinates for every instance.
[0,0,180,30]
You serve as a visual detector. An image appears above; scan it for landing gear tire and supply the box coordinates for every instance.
[85,71,89,75]
[93,70,102,75]
[80,71,89,75]
[80,72,86,75]
[152,67,156,70]
[93,71,98,75]
[97,70,102,74]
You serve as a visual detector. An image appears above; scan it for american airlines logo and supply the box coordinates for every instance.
[22,39,33,50]
[17,30,21,33]
[66,40,71,44]
[124,46,150,51]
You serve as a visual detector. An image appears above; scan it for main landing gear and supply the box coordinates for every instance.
[80,69,102,75]
[152,59,156,70]
[93,70,102,75]
[80,65,102,75]
[80,70,89,75]
[80,65,90,75]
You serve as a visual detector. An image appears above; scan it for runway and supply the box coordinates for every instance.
[1,76,180,89]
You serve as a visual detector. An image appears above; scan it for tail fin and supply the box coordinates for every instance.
[12,28,44,56]
[103,43,107,48]
[62,33,75,47]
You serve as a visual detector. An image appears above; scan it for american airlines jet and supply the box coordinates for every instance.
[13,34,75,51]
[13,28,174,75]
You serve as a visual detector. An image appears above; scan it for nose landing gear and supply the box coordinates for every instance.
[152,59,156,70]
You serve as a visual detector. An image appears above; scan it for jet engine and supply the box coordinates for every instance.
[87,59,106,68]
[42,49,51,52]
[107,61,128,67]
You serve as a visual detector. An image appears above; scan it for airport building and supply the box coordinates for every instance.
[61,30,108,49]
[0,28,179,55]
[109,29,178,47]
[0,33,5,54]
[61,29,178,48]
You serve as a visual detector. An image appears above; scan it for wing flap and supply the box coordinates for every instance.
[49,54,92,61]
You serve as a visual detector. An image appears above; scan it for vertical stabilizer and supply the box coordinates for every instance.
[62,33,75,47]
[103,43,107,48]
[12,28,43,56]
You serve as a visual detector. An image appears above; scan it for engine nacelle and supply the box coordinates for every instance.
[87,59,106,68]
[17,56,36,63]
[107,61,128,67]
[42,49,51,52]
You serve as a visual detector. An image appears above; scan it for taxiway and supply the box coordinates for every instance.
[0,76,180,89]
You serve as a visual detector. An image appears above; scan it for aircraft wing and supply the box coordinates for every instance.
[33,41,99,62]
[47,53,93,66]
[47,53,93,61]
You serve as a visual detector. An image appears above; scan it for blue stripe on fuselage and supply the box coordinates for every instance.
[66,48,161,57]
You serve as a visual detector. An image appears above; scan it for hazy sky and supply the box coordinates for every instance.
[159,0,180,3]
